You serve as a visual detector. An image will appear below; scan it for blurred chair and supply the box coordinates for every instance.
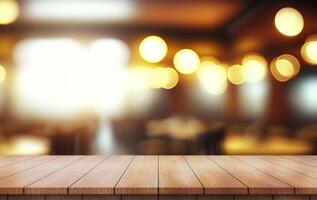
[197,122,226,155]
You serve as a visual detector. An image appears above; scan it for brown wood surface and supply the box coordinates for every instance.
[236,156,317,194]
[0,156,34,168]
[259,156,317,180]
[0,156,83,194]
[185,156,247,195]
[0,156,58,180]
[209,156,293,194]
[25,156,106,194]
[159,156,203,195]
[69,156,133,195]
[282,156,317,167]
[0,156,316,196]
[116,156,158,195]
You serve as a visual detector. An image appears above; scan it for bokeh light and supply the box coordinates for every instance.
[197,61,227,95]
[275,7,304,36]
[150,67,179,89]
[174,49,200,74]
[301,35,317,65]
[139,36,167,63]
[0,64,6,83]
[228,64,244,85]
[0,0,19,25]
[270,54,300,82]
[241,54,267,83]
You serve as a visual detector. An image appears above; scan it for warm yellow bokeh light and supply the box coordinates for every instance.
[149,67,178,89]
[139,36,167,63]
[0,0,19,25]
[276,59,294,77]
[270,54,300,82]
[275,7,304,36]
[241,54,267,83]
[228,64,244,85]
[163,67,179,89]
[197,62,227,95]
[174,49,200,74]
[301,37,317,65]
[0,64,6,83]
[128,67,153,89]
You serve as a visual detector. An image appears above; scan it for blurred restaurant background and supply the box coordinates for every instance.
[0,0,317,155]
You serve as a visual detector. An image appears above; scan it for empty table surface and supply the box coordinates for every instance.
[0,156,316,195]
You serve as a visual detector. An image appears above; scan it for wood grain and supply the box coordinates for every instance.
[185,156,247,194]
[0,156,83,194]
[273,195,309,200]
[197,195,233,200]
[259,156,317,180]
[234,196,272,200]
[69,156,133,195]
[0,156,58,180]
[26,156,106,194]
[0,156,34,168]
[159,156,203,195]
[121,195,157,200]
[282,156,317,167]
[83,195,121,200]
[116,156,158,195]
[7,196,44,200]
[210,156,293,195]
[236,156,317,194]
[46,195,81,200]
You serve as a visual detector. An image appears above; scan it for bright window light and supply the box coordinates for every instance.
[291,77,317,117]
[13,38,130,118]
[24,0,135,22]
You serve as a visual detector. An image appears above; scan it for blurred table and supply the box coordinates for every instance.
[224,134,313,154]
[146,116,207,140]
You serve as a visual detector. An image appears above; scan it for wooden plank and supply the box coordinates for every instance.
[69,156,133,195]
[259,156,317,180]
[83,195,121,200]
[122,195,157,200]
[236,156,317,194]
[273,195,309,200]
[159,156,203,195]
[185,156,247,194]
[159,196,196,200]
[0,156,34,168]
[0,196,6,200]
[26,156,106,194]
[116,156,158,195]
[46,195,81,200]
[234,196,272,200]
[197,195,233,200]
[282,156,317,167]
[0,156,83,194]
[7,196,45,200]
[0,156,58,180]
[210,156,293,194]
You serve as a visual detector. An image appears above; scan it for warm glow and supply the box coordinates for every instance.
[301,36,317,65]
[270,54,300,82]
[0,64,6,83]
[13,38,129,117]
[276,59,294,77]
[275,7,304,36]
[163,67,179,89]
[139,36,167,63]
[174,49,200,74]
[197,61,227,95]
[0,0,19,25]
[228,65,244,85]
[149,67,178,89]
[241,54,267,83]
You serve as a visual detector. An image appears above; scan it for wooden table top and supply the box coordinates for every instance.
[0,156,317,195]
